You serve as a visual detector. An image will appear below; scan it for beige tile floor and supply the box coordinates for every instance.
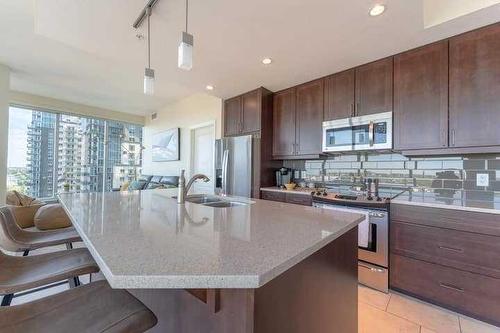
[359,285,500,333]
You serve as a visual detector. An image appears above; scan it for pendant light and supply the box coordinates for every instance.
[178,0,193,70]
[144,6,155,95]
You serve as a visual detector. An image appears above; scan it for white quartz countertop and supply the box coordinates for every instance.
[58,190,364,289]
[260,186,313,195]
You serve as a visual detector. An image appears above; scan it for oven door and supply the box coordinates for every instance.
[358,210,389,268]
[322,112,393,153]
[313,202,388,267]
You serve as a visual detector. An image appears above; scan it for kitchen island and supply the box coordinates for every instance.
[59,189,364,333]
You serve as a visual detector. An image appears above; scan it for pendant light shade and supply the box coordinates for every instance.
[178,32,193,70]
[178,0,193,71]
[144,68,155,95]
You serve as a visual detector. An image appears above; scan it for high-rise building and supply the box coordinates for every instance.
[80,118,106,193]
[57,115,83,192]
[26,111,56,198]
[108,121,143,190]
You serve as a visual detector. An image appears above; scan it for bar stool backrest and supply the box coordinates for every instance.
[0,207,27,252]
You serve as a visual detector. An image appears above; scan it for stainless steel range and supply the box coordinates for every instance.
[312,184,404,293]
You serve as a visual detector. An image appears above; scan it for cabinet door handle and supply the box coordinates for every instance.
[439,282,464,293]
[438,245,464,253]
[450,129,456,146]
[350,103,355,117]
[368,121,374,147]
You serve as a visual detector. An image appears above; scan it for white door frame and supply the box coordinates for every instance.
[189,120,216,192]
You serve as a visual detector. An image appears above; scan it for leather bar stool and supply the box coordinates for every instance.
[0,248,99,306]
[0,280,158,333]
[0,207,81,255]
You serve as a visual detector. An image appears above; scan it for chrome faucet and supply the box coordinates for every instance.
[177,170,210,204]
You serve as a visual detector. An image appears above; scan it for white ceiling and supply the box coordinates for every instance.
[1,0,500,116]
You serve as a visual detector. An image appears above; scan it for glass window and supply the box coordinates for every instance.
[7,106,143,199]
[8,107,56,198]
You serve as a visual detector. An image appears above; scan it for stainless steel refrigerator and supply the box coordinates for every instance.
[214,135,252,197]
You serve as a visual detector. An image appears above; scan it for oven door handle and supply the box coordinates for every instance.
[359,262,385,273]
[368,121,374,147]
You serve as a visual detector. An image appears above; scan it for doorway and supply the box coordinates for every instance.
[189,121,215,194]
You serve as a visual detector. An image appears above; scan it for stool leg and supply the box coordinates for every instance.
[1,294,13,306]
[65,243,80,288]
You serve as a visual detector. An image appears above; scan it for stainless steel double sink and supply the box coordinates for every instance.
[184,194,249,208]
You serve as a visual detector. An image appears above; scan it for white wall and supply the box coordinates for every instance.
[142,93,222,178]
[0,65,9,205]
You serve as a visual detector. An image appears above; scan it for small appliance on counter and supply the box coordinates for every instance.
[275,167,293,189]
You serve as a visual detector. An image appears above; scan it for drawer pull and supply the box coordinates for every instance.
[439,283,464,293]
[438,245,464,253]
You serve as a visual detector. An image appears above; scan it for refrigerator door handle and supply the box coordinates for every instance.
[221,149,229,195]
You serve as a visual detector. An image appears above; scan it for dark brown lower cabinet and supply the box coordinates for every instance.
[261,190,286,202]
[391,254,500,326]
[261,191,312,206]
[285,193,312,206]
[390,203,500,326]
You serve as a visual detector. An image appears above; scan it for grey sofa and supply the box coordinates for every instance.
[129,175,180,190]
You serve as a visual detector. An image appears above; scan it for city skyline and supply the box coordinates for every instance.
[7,106,143,198]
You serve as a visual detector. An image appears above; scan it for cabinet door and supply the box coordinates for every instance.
[241,89,261,133]
[449,23,500,148]
[355,57,393,116]
[295,79,324,156]
[223,97,241,136]
[273,88,296,157]
[394,41,448,150]
[324,70,355,121]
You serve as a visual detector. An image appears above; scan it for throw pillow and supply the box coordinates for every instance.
[34,204,72,230]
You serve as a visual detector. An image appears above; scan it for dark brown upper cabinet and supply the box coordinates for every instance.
[272,80,324,159]
[241,89,260,133]
[449,23,500,148]
[355,57,393,116]
[223,88,270,137]
[273,88,297,157]
[324,69,355,121]
[295,79,324,156]
[394,41,449,150]
[223,96,241,136]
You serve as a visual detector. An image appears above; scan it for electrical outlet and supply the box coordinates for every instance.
[476,173,489,187]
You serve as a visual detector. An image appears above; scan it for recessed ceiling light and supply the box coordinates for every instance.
[206,85,214,91]
[262,58,272,65]
[369,4,386,16]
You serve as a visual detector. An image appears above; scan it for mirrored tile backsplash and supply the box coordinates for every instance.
[283,153,500,199]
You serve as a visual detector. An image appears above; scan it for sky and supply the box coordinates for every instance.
[7,107,31,168]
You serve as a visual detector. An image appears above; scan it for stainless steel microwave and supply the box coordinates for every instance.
[322,112,393,153]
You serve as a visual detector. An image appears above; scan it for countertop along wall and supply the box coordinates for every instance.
[141,93,222,177]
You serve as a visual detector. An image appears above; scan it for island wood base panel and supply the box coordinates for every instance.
[129,227,358,333]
